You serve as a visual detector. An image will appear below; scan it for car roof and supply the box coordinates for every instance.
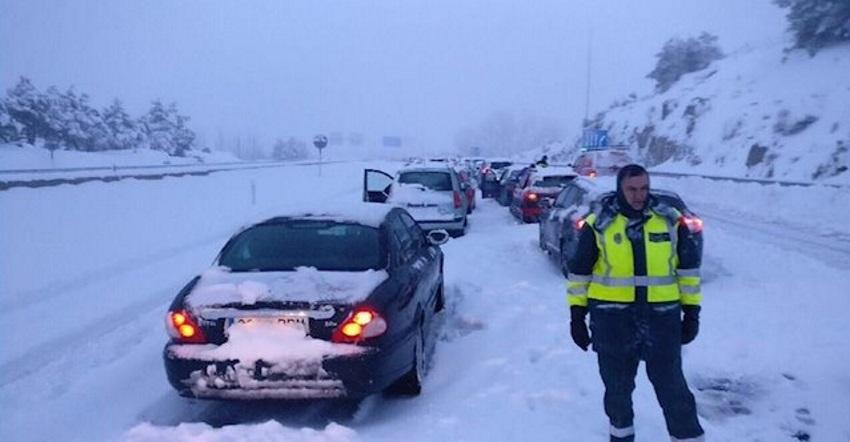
[398,165,456,174]
[532,165,577,178]
[255,203,396,228]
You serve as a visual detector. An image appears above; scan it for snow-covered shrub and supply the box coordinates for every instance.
[647,33,724,92]
[775,0,850,55]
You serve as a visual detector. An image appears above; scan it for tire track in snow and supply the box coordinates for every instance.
[0,283,174,388]
[697,207,850,269]
[0,229,232,316]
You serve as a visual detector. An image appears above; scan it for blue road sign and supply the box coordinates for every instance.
[582,129,609,150]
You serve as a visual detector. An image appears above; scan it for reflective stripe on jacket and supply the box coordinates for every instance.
[566,207,702,307]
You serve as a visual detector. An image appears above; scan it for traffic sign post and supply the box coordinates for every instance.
[313,134,328,176]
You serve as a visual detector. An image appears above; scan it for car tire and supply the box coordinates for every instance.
[388,324,425,396]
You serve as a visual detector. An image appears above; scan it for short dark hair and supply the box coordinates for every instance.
[616,164,648,189]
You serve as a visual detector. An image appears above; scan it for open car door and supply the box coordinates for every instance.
[363,169,394,203]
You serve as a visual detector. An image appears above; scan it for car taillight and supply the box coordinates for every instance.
[167,309,207,344]
[332,307,387,343]
[525,192,539,202]
[453,191,463,208]
[588,170,597,178]
[573,217,586,230]
[680,215,704,233]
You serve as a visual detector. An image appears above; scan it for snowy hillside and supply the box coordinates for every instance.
[586,40,850,185]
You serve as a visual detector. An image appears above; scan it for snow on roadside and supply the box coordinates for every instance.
[124,421,357,442]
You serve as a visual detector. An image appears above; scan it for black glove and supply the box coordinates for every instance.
[570,306,591,351]
[681,305,701,345]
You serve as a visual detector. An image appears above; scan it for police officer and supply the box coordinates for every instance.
[566,164,704,442]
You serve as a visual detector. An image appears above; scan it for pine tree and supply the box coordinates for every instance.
[170,103,195,157]
[0,101,20,143]
[4,77,53,145]
[775,0,850,55]
[103,99,144,150]
[647,32,724,92]
[141,100,175,154]
[140,101,195,156]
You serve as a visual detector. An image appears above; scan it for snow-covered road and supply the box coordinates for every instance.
[2,162,849,441]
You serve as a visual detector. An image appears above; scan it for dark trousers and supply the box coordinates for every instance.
[590,301,703,440]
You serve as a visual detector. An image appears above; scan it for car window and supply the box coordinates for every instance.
[389,214,416,263]
[399,212,425,249]
[218,221,384,271]
[532,175,576,188]
[555,187,573,207]
[398,171,453,191]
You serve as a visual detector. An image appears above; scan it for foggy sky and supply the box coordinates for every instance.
[0,0,786,153]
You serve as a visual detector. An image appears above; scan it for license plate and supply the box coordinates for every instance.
[227,315,310,333]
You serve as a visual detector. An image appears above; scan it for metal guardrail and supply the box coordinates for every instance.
[650,170,850,189]
[0,160,255,175]
[0,160,337,191]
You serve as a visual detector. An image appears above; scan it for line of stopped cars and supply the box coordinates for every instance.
[162,155,703,405]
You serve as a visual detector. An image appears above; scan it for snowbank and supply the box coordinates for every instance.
[124,421,358,442]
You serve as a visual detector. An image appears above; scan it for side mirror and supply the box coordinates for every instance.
[427,229,450,245]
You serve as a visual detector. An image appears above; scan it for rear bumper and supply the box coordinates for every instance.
[417,216,465,232]
[163,341,410,400]
[510,205,542,222]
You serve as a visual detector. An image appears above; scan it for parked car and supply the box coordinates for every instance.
[510,165,578,223]
[539,179,704,276]
[364,165,469,237]
[497,165,531,206]
[572,149,633,177]
[163,205,449,400]
[479,160,513,198]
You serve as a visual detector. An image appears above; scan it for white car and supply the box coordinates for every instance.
[363,166,469,237]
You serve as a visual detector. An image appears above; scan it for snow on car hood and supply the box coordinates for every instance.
[185,266,389,308]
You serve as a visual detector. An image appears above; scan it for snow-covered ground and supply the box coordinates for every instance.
[2,161,849,441]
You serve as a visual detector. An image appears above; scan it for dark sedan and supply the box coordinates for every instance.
[163,205,448,400]
[539,179,703,276]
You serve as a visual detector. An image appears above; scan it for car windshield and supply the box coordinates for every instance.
[398,171,453,191]
[218,221,384,271]
[532,175,576,188]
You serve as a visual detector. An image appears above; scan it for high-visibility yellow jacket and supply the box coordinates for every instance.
[567,205,701,307]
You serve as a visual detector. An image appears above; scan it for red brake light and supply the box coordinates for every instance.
[333,307,387,343]
[525,192,539,202]
[680,215,704,233]
[168,310,207,343]
[573,217,586,230]
[453,191,463,208]
[588,170,597,178]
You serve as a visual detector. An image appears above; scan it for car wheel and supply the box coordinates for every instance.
[388,324,425,396]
